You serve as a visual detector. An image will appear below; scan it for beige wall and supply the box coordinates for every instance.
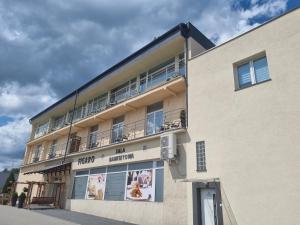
[67,132,188,225]
[187,9,300,225]
[24,91,185,165]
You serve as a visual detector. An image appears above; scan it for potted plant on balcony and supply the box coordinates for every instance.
[18,192,26,208]
[11,192,18,207]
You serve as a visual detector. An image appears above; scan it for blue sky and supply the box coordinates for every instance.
[0,0,299,170]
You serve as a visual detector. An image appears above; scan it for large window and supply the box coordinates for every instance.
[72,175,88,199]
[236,55,270,89]
[88,125,99,149]
[147,58,175,89]
[33,144,42,162]
[48,140,57,159]
[146,102,163,135]
[111,116,124,143]
[34,122,49,138]
[68,105,86,123]
[72,161,164,202]
[87,94,108,116]
[52,115,65,130]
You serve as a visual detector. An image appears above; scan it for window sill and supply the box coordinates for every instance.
[235,78,272,92]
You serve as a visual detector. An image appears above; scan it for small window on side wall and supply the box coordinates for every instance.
[196,141,206,172]
[235,54,270,89]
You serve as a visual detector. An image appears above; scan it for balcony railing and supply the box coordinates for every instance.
[27,108,186,164]
[31,62,186,141]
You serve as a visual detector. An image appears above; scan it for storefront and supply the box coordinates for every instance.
[71,160,164,202]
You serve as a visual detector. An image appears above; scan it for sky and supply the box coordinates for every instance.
[0,0,299,170]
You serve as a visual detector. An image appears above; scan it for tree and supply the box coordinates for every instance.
[2,168,19,193]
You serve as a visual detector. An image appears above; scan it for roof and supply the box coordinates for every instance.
[24,162,71,175]
[30,22,215,122]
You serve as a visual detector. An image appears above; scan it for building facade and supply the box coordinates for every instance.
[16,8,300,225]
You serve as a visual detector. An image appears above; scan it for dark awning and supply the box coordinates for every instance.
[24,162,71,175]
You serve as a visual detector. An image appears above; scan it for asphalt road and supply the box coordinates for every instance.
[0,205,136,225]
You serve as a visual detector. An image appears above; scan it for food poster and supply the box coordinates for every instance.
[126,169,154,201]
[86,174,106,200]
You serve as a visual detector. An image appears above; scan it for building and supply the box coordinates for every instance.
[16,7,300,225]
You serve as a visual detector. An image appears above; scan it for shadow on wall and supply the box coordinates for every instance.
[168,132,190,180]
[221,184,239,225]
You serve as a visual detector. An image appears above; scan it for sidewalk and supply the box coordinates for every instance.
[0,205,136,225]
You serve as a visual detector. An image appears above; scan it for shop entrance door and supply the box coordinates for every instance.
[200,189,217,225]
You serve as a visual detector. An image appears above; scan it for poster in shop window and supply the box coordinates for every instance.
[86,174,106,200]
[126,169,154,201]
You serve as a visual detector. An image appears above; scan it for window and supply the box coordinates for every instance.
[87,94,108,116]
[105,172,126,201]
[236,55,270,89]
[48,140,57,159]
[88,125,99,149]
[110,82,130,104]
[146,102,163,135]
[111,116,124,143]
[33,145,42,162]
[34,122,49,138]
[155,168,164,202]
[72,176,88,199]
[68,105,85,123]
[72,161,164,202]
[178,53,185,75]
[196,141,206,171]
[52,115,65,130]
[139,73,147,93]
[147,58,175,88]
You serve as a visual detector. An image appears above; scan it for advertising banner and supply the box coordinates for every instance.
[86,174,106,200]
[126,169,154,201]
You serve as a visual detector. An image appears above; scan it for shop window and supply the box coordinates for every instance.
[155,168,164,202]
[72,176,88,199]
[90,167,106,175]
[75,170,89,176]
[104,172,126,201]
[107,164,127,173]
[128,161,153,170]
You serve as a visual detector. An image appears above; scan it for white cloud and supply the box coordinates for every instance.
[0,82,57,117]
[193,0,287,44]
[0,117,29,170]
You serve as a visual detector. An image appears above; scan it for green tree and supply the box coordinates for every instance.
[2,168,19,193]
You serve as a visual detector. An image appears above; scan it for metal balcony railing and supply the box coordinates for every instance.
[31,63,186,141]
[27,108,186,164]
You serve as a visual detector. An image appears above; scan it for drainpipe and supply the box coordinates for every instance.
[184,32,189,128]
[62,90,79,164]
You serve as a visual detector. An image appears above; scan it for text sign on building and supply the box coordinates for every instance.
[78,156,95,165]
[109,153,134,162]
[109,147,134,162]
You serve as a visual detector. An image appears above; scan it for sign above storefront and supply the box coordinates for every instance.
[109,153,134,162]
[78,156,95,165]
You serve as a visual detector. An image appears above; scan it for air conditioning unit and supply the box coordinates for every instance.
[160,133,177,160]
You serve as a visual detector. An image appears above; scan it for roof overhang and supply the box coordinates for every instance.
[30,22,214,123]
[24,162,71,175]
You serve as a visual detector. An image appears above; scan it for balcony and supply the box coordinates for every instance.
[25,108,186,164]
[28,75,186,145]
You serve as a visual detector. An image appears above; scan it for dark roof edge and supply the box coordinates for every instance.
[30,22,214,122]
[190,6,300,61]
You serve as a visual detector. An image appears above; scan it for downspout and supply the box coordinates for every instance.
[183,27,189,128]
[62,90,79,164]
